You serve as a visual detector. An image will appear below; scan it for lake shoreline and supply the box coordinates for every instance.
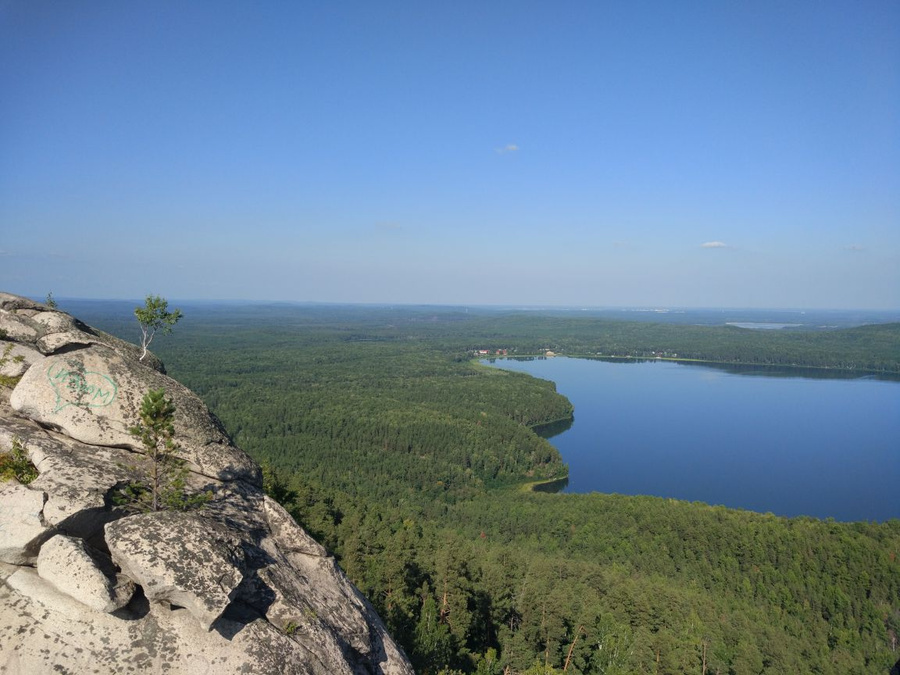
[517,474,570,493]
[485,355,900,522]
[484,353,900,380]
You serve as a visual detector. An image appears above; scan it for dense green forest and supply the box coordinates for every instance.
[73,302,900,674]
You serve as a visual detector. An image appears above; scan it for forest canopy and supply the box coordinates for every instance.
[74,301,900,675]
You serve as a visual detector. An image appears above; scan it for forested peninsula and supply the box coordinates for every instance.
[74,302,900,675]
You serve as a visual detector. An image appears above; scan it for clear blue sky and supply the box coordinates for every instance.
[1,1,897,308]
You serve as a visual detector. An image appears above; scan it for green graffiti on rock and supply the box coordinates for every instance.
[47,363,118,412]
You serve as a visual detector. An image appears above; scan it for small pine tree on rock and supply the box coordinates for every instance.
[118,388,211,512]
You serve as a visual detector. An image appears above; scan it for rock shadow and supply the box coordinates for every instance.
[211,543,278,640]
[112,585,150,621]
[211,600,267,640]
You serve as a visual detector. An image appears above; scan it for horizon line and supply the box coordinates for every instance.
[14,294,900,315]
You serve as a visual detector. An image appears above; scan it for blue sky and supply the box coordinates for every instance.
[1,1,897,308]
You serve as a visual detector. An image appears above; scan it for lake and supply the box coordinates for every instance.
[486,357,900,522]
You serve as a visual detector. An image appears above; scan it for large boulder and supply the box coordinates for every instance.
[0,292,414,675]
[10,344,260,483]
[37,534,135,613]
[106,511,247,630]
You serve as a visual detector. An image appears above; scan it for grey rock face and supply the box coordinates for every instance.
[263,494,329,557]
[0,341,41,379]
[106,511,247,630]
[0,481,48,564]
[10,344,260,483]
[0,292,166,372]
[0,292,413,675]
[37,534,135,612]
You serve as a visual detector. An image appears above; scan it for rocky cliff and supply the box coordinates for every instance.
[0,292,414,674]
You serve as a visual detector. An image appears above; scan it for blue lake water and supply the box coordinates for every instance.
[486,357,900,522]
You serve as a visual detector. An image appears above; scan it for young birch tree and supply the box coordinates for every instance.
[135,294,182,361]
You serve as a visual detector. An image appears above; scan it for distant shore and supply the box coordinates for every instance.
[485,353,900,378]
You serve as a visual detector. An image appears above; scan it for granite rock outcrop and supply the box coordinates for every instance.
[0,292,413,674]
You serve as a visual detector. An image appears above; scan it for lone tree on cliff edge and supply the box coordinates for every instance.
[135,294,182,361]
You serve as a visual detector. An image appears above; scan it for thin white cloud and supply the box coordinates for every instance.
[701,241,729,249]
[0,250,10,256]
[496,144,519,154]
